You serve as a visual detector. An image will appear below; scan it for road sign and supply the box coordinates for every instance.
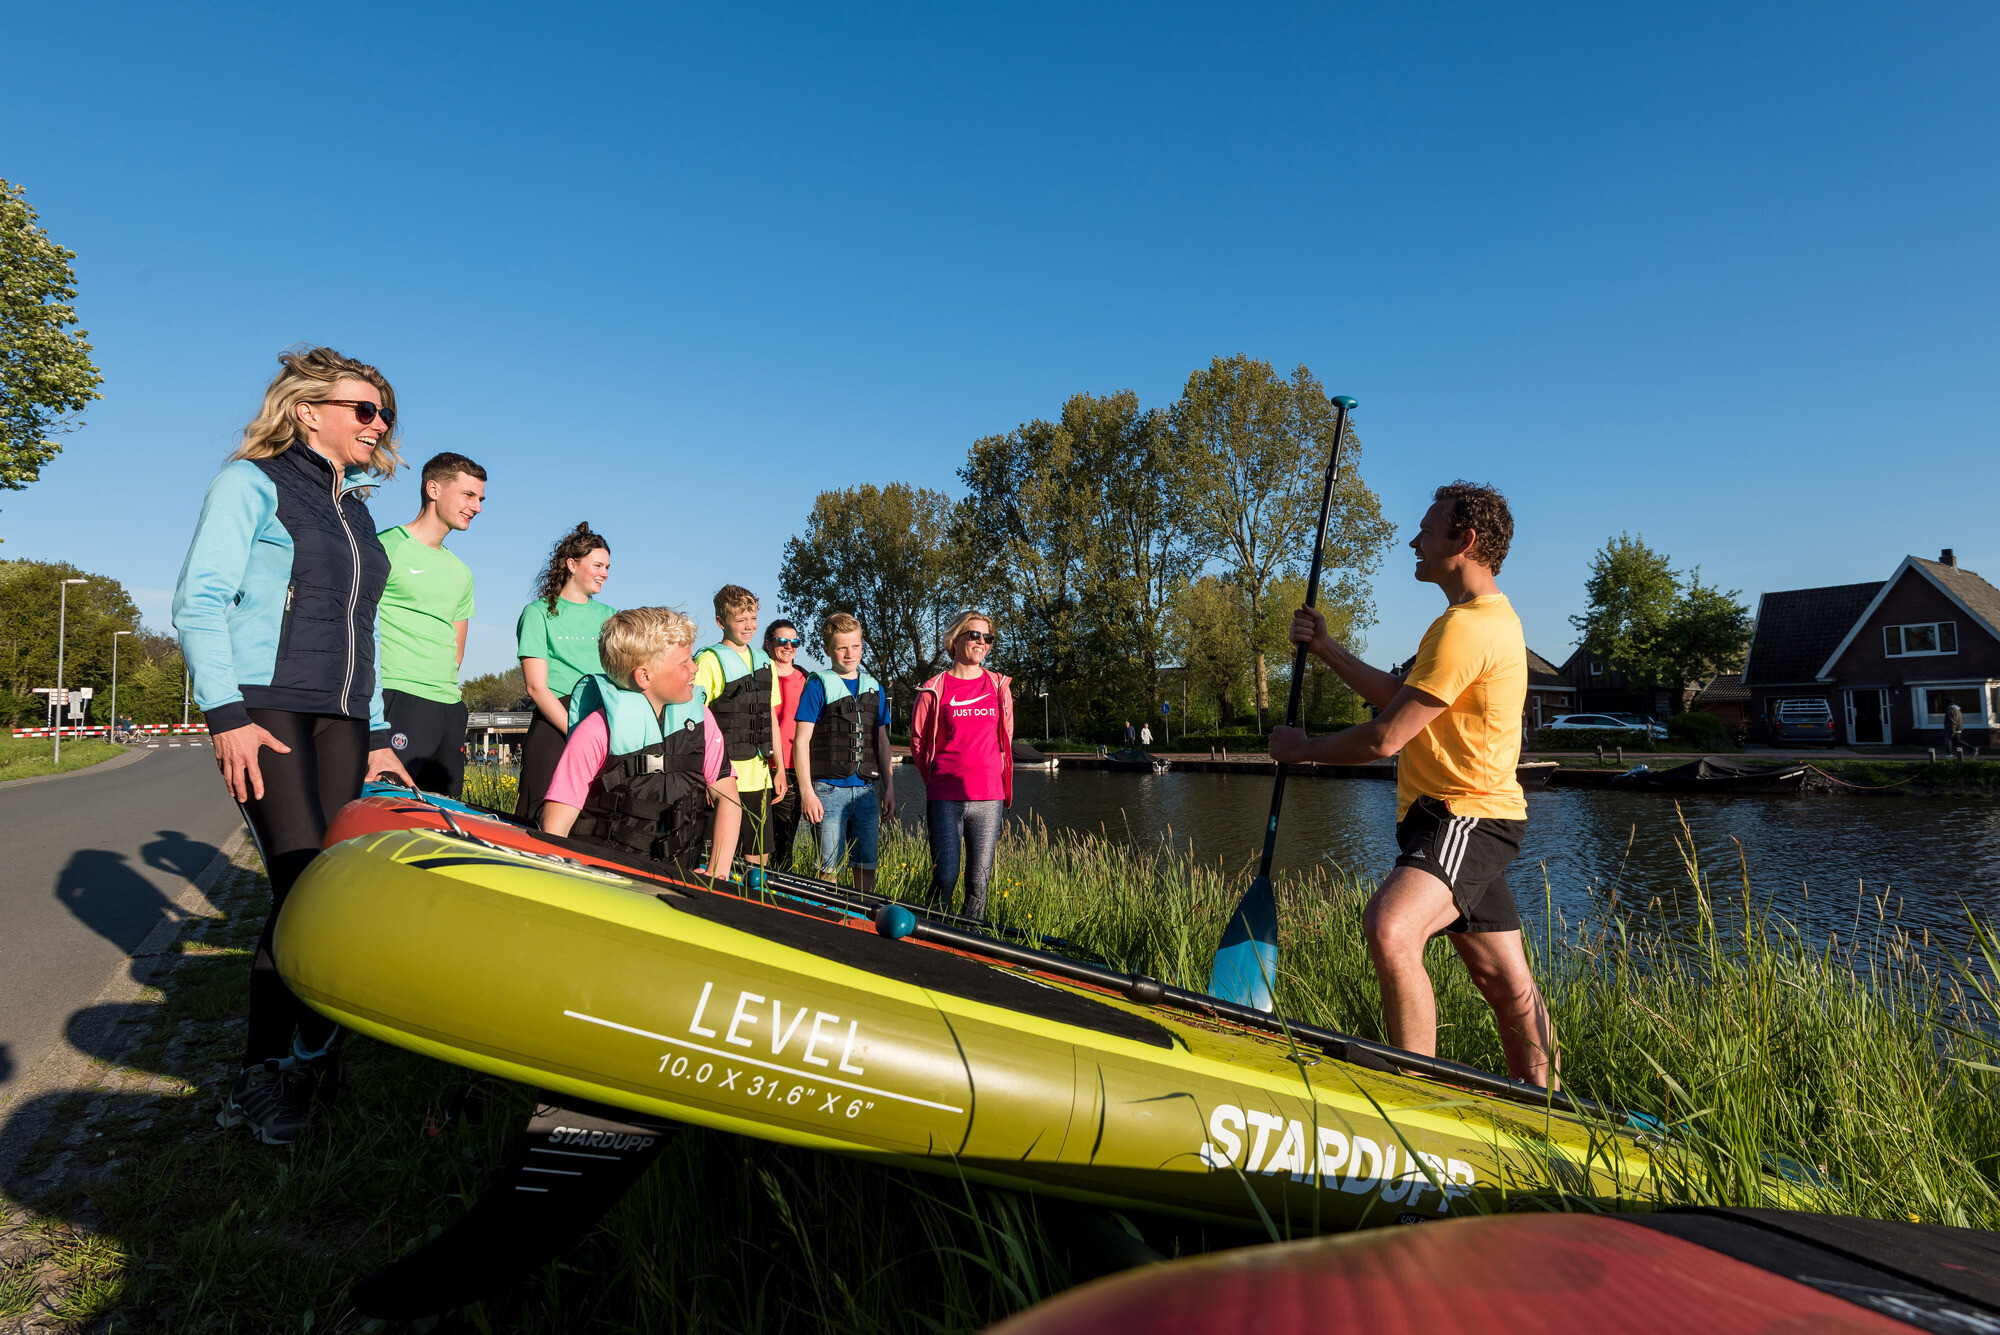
[1161,701,1170,714]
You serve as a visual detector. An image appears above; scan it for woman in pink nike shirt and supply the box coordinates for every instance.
[910,610,1014,922]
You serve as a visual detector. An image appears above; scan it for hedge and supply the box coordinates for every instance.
[1531,727,1655,753]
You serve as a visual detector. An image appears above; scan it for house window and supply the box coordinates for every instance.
[1589,660,1604,676]
[1885,621,1957,656]
[1912,685,1992,727]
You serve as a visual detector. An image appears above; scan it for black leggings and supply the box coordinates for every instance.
[515,696,571,821]
[235,708,368,1065]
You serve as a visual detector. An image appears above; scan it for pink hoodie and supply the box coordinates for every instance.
[910,668,1014,806]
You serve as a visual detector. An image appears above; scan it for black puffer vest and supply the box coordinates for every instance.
[808,672,882,781]
[577,715,711,869]
[699,647,774,763]
[240,446,389,722]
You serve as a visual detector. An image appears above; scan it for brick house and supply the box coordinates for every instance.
[1558,647,1679,719]
[1742,550,2000,747]
[1691,672,1750,734]
[1525,649,1578,730]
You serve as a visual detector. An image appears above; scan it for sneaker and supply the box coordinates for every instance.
[216,1060,308,1145]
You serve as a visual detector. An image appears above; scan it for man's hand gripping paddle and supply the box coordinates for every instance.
[1207,394,1355,1011]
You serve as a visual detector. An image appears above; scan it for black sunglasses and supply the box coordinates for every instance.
[962,630,996,644]
[308,399,397,429]
[770,636,803,648]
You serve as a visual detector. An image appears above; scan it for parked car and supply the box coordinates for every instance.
[1544,713,1666,740]
[1766,697,1837,748]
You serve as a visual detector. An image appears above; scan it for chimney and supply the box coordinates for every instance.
[1942,548,1957,567]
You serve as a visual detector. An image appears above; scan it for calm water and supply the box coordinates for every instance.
[888,765,2000,953]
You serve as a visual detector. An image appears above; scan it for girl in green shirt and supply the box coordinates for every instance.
[514,522,617,819]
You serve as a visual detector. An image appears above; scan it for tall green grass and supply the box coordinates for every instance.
[40,768,1979,1328]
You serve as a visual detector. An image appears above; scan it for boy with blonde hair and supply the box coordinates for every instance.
[694,585,786,867]
[541,606,740,877]
[793,611,896,890]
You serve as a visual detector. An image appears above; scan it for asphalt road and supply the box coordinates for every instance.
[0,744,241,1107]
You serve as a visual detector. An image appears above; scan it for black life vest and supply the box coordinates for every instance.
[808,670,882,781]
[567,676,712,870]
[697,645,774,764]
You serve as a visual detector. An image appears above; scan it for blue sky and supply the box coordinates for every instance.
[3,2,1994,682]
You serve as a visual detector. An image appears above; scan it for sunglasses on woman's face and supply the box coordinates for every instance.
[309,399,397,428]
[770,637,802,648]
[963,631,995,644]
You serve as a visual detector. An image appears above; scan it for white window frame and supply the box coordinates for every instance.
[1910,682,1995,728]
[1884,621,1958,657]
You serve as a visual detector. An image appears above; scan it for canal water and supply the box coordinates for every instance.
[887,765,2000,953]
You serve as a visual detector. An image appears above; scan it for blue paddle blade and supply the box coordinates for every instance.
[1208,875,1279,1010]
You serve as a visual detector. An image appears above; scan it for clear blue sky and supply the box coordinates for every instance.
[4,2,1994,682]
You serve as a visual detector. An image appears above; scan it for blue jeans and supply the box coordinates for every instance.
[926,799,1003,921]
[812,781,879,873]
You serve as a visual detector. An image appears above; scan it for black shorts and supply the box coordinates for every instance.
[383,689,470,797]
[1394,795,1525,934]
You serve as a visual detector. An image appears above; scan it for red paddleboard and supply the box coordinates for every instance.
[989,1211,2000,1335]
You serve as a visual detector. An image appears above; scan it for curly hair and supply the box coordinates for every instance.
[1432,480,1514,574]
[535,522,611,613]
[233,345,402,478]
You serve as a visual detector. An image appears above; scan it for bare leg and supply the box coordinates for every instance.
[1451,930,1560,1088]
[1361,866,1465,1057]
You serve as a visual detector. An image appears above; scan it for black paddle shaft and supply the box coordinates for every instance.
[1255,395,1353,881]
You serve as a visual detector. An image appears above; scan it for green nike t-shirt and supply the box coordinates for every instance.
[516,595,618,698]
[376,525,477,703]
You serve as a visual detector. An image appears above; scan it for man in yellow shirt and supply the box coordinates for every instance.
[1270,482,1554,1087]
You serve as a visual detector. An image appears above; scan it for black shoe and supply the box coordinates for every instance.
[217,1060,308,1145]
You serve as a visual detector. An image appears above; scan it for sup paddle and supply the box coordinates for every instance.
[1207,394,1356,1011]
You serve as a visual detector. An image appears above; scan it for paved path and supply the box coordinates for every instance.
[0,745,241,1111]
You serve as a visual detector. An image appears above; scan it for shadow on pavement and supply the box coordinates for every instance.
[0,1043,12,1085]
[52,832,221,956]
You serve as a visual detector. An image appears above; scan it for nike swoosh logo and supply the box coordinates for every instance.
[409,568,426,574]
[947,695,987,707]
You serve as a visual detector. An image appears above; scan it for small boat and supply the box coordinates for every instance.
[1609,756,1808,796]
[1103,747,1171,774]
[282,785,1738,1317]
[1516,760,1560,789]
[1013,739,1061,770]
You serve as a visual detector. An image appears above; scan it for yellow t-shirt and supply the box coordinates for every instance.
[1396,595,1528,821]
[694,642,773,793]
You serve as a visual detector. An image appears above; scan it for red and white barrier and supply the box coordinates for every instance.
[11,724,209,738]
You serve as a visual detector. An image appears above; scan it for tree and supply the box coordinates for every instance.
[1,179,103,496]
[1171,356,1396,729]
[0,560,198,725]
[463,665,528,711]
[778,483,959,716]
[954,391,1202,736]
[1570,534,1751,708]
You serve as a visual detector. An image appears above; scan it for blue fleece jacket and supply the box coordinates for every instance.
[172,451,391,742]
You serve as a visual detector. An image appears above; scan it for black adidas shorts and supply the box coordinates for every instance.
[1394,794,1526,935]
[383,689,470,798]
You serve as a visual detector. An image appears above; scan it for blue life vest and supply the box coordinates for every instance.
[808,670,882,781]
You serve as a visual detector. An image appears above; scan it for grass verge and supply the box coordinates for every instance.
[0,733,126,783]
[11,775,1999,1331]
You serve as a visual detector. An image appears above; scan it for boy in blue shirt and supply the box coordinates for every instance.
[792,611,896,890]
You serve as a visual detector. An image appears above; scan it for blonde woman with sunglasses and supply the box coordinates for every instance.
[173,346,415,1147]
[909,611,1014,922]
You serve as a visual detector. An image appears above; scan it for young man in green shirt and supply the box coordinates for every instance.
[378,452,485,795]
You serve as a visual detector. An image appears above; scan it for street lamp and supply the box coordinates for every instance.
[53,578,87,764]
[111,630,133,743]
[1038,686,1049,741]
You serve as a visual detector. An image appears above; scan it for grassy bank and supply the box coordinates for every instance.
[0,732,126,783]
[1813,758,2000,793]
[10,778,2000,1332]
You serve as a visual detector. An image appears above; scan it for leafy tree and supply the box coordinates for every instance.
[1171,356,1395,729]
[778,483,959,718]
[955,391,1201,735]
[1570,534,1751,708]
[463,665,528,711]
[0,560,198,725]
[1,179,103,496]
